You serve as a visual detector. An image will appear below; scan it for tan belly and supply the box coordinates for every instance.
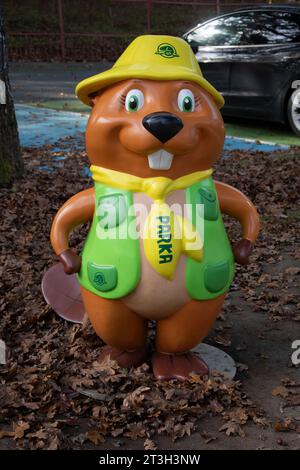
[123,191,191,320]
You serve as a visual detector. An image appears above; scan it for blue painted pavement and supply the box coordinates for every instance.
[15,104,289,153]
[16,104,88,148]
[223,135,289,154]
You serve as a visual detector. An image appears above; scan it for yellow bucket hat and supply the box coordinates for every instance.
[75,35,224,108]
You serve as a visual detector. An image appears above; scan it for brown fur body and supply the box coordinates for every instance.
[50,79,260,377]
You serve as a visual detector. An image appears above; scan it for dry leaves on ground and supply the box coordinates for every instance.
[0,137,299,449]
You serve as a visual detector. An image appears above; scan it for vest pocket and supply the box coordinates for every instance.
[87,262,118,292]
[196,187,218,221]
[204,261,230,293]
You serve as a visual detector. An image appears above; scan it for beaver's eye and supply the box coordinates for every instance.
[177,89,195,112]
[125,89,144,112]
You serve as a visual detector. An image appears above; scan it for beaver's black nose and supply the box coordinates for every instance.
[142,112,183,143]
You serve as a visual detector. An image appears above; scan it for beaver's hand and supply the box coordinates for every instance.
[233,239,253,265]
[59,249,81,274]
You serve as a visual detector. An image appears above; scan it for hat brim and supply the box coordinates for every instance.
[75,64,225,109]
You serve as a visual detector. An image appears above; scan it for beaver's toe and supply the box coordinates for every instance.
[98,345,149,369]
[152,351,208,380]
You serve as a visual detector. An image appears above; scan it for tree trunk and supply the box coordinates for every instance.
[0,9,22,187]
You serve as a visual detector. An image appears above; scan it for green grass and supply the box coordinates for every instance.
[225,118,300,147]
[32,100,90,113]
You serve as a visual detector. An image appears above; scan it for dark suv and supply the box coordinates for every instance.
[183,5,300,136]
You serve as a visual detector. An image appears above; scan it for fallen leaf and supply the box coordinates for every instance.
[85,430,105,445]
[213,334,232,347]
[272,386,289,398]
[13,421,30,439]
[219,421,245,437]
[144,438,157,450]
[285,267,300,275]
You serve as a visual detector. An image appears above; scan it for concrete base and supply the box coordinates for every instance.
[192,343,236,380]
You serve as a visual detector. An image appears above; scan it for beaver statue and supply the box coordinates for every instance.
[47,35,260,380]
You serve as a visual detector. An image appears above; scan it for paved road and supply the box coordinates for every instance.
[10,61,112,103]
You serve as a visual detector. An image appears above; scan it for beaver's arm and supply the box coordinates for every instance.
[50,188,95,273]
[215,181,260,265]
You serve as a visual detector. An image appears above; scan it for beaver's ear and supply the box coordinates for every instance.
[88,92,101,107]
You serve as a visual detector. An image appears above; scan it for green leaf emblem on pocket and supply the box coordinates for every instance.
[87,262,118,292]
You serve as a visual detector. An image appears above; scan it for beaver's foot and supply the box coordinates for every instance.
[152,351,209,380]
[98,345,148,369]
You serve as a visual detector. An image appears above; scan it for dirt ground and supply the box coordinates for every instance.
[0,135,300,450]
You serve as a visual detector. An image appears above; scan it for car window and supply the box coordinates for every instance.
[187,14,251,46]
[243,11,300,45]
[187,10,300,47]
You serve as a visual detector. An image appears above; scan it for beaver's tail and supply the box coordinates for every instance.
[42,263,85,324]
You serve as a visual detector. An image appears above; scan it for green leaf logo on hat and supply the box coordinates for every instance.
[75,35,225,109]
[155,43,179,59]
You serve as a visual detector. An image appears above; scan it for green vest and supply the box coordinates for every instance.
[77,176,235,300]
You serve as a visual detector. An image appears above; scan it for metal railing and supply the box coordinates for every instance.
[6,0,293,61]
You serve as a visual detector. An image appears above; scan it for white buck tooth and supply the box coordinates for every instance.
[147,149,174,170]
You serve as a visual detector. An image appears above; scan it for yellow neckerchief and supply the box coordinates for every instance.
[91,165,213,279]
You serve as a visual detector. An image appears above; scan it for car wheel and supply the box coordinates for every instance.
[287,86,300,137]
